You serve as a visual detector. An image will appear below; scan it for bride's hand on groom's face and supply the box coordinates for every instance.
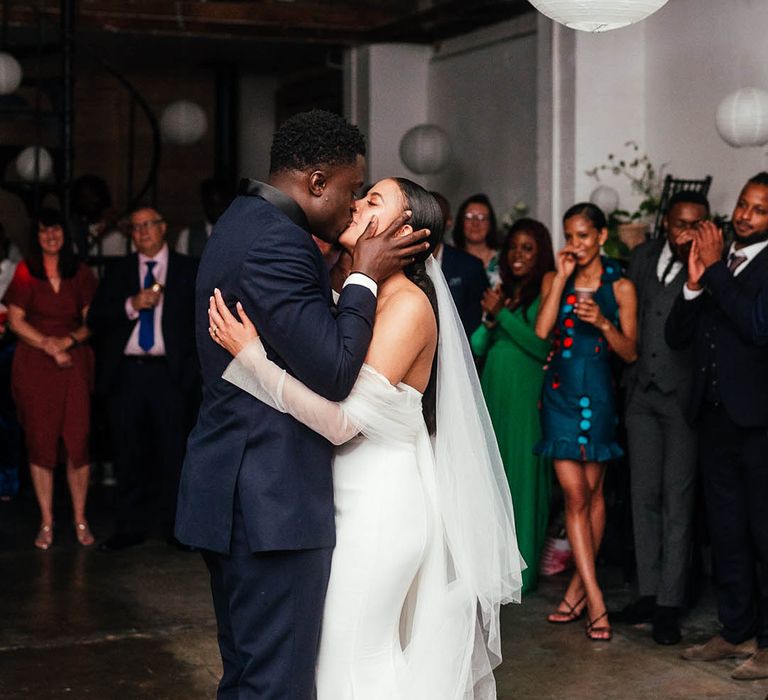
[208,288,259,357]
[351,210,431,283]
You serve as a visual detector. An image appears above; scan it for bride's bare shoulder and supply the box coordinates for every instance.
[376,279,437,337]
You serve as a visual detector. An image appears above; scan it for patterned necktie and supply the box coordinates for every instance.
[138,261,157,352]
[727,252,747,274]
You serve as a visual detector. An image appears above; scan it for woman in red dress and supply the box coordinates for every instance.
[4,209,98,549]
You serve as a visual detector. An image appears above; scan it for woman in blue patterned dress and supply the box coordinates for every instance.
[535,203,637,641]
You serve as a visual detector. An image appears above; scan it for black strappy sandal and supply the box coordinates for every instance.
[547,593,587,624]
[586,611,613,641]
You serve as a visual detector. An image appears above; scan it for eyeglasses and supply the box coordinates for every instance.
[463,213,489,222]
[131,219,164,233]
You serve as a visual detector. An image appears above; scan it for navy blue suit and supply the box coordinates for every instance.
[440,244,488,337]
[665,247,768,648]
[176,181,376,698]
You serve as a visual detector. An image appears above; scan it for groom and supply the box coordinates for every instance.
[175,110,430,699]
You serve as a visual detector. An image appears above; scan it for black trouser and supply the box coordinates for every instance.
[203,494,333,700]
[699,403,768,647]
[108,357,188,536]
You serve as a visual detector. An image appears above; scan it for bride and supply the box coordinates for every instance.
[207,177,523,699]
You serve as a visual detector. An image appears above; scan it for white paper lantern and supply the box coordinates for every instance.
[528,0,669,32]
[0,52,22,95]
[160,100,208,145]
[16,146,53,181]
[589,185,620,215]
[399,124,451,175]
[715,88,768,148]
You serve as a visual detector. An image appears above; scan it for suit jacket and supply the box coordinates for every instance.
[665,246,768,427]
[441,244,488,336]
[175,182,377,555]
[87,249,199,395]
[624,238,692,411]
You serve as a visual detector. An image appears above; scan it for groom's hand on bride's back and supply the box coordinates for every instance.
[351,211,430,284]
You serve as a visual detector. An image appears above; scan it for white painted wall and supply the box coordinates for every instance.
[570,0,768,219]
[428,16,539,224]
[238,75,278,181]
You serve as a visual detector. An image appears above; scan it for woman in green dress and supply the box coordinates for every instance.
[471,218,555,593]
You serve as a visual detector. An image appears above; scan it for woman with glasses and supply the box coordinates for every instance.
[451,193,501,286]
[3,209,97,549]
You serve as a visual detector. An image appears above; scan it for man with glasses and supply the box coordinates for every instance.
[618,191,709,645]
[88,206,199,550]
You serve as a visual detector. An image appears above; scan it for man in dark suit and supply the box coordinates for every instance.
[87,206,198,550]
[430,191,488,336]
[175,110,429,700]
[666,173,768,679]
[619,191,708,645]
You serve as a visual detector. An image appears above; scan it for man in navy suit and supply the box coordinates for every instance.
[667,173,768,679]
[88,206,198,550]
[175,110,430,699]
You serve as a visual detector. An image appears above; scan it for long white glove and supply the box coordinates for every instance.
[222,339,361,445]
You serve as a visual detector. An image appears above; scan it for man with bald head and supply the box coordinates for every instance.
[88,206,198,550]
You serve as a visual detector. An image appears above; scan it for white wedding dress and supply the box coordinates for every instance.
[223,257,524,699]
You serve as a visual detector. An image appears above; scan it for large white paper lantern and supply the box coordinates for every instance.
[16,146,53,181]
[160,100,208,145]
[399,124,451,175]
[715,88,768,148]
[528,0,669,32]
[589,185,620,215]
[0,52,22,95]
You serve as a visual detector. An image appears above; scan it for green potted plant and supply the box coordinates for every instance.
[586,141,666,260]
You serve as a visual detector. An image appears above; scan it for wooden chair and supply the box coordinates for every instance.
[651,174,713,238]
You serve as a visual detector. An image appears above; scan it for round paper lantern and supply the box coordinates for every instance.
[16,146,53,181]
[0,52,22,95]
[160,100,208,145]
[399,124,451,175]
[715,88,768,148]
[589,185,620,215]
[527,0,669,32]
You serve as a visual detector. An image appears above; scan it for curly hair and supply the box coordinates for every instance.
[498,218,555,322]
[269,110,366,174]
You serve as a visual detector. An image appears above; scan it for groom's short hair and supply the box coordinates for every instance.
[269,110,366,174]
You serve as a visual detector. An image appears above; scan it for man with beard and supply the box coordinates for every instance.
[618,191,709,645]
[666,173,768,679]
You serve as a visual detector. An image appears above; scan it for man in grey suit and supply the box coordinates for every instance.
[620,191,709,645]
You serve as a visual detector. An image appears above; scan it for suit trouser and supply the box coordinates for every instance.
[699,403,768,647]
[108,357,188,535]
[203,494,333,700]
[626,384,697,607]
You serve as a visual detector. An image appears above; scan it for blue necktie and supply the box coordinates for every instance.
[138,261,157,352]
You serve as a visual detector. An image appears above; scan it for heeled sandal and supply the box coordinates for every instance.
[586,610,613,641]
[74,522,95,546]
[34,524,54,551]
[547,593,587,624]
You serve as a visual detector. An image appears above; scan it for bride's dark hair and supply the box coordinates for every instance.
[393,177,445,434]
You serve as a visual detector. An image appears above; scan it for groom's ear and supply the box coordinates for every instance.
[308,170,327,197]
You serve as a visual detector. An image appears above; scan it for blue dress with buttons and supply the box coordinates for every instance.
[534,257,624,462]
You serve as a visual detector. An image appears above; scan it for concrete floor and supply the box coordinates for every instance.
[2,494,768,699]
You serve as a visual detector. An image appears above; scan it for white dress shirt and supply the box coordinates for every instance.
[683,239,768,300]
[656,242,684,286]
[175,222,213,255]
[331,273,378,305]
[124,244,169,356]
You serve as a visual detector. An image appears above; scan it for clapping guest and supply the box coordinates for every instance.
[88,206,198,550]
[451,193,501,286]
[535,203,638,641]
[431,191,488,336]
[668,173,768,679]
[470,218,555,592]
[619,191,708,645]
[3,209,98,548]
